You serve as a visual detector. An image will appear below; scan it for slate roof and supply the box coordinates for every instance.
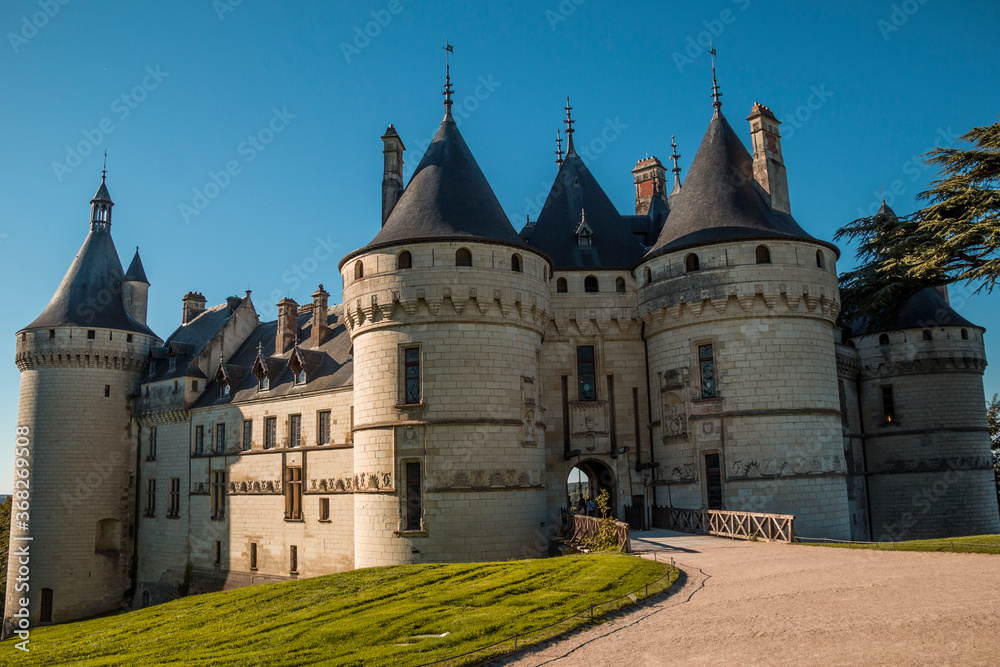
[848,287,977,336]
[345,110,529,262]
[145,302,237,383]
[520,146,646,269]
[124,248,149,284]
[645,111,838,260]
[24,228,157,337]
[92,177,112,203]
[192,305,353,408]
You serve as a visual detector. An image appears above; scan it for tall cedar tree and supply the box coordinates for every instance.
[835,118,1000,329]
[989,394,1000,508]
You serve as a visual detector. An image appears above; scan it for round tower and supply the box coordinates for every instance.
[340,75,551,567]
[847,210,1000,539]
[636,104,850,539]
[3,175,159,636]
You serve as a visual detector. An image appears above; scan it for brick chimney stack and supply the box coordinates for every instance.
[381,125,405,225]
[747,102,790,215]
[275,298,299,354]
[310,284,330,347]
[182,292,206,324]
[632,157,666,215]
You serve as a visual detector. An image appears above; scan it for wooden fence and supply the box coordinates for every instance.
[563,513,631,553]
[651,506,795,543]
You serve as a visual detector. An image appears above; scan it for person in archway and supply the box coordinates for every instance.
[586,496,596,517]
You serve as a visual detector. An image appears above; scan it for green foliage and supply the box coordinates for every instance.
[2,554,675,667]
[800,534,1000,554]
[988,394,1000,508]
[581,489,620,552]
[0,497,9,619]
[835,117,1000,329]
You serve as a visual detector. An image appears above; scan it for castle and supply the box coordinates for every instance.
[5,71,999,632]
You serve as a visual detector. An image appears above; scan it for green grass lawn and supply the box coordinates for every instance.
[3,554,675,666]
[798,534,1000,555]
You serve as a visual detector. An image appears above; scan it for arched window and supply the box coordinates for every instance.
[584,275,599,293]
[685,253,700,273]
[511,254,522,272]
[961,328,969,340]
[397,250,412,270]
[755,245,771,264]
[922,329,933,341]
[354,261,364,281]
[615,277,626,293]
[847,340,856,349]
[456,248,472,267]
[643,267,652,285]
[556,277,568,293]
[879,333,890,346]
[816,250,824,268]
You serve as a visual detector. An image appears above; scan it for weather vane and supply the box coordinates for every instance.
[102,149,108,179]
[710,43,722,111]
[442,41,454,109]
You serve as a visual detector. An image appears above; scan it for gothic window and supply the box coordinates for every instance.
[511,254,522,272]
[168,478,180,518]
[242,419,252,451]
[577,346,596,401]
[881,385,896,425]
[288,414,302,447]
[318,410,331,445]
[211,471,225,519]
[144,479,156,517]
[755,245,771,264]
[922,329,933,341]
[259,376,270,391]
[264,417,277,449]
[285,467,303,520]
[404,461,422,531]
[195,426,204,454]
[699,344,716,398]
[397,250,412,270]
[456,247,472,267]
[222,382,230,397]
[615,277,626,293]
[685,253,700,273]
[556,277,568,293]
[403,346,421,404]
[354,261,364,281]
[879,334,890,346]
[215,423,226,453]
[295,369,306,385]
[584,275,599,293]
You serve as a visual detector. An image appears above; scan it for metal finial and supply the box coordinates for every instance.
[442,41,454,112]
[564,96,575,153]
[670,135,683,194]
[710,44,722,112]
[102,149,108,180]
[555,129,564,165]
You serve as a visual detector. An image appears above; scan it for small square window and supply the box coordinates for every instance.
[127,334,133,343]
[104,385,111,398]
[192,380,199,391]
[49,329,55,339]
[87,330,96,340]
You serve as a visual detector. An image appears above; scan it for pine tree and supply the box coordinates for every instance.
[836,118,1000,328]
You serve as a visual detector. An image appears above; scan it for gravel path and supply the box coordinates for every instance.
[499,530,1000,666]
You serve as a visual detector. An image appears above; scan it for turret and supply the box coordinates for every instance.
[122,248,150,326]
[381,125,405,225]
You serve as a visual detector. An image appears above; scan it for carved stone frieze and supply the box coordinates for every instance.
[728,456,847,479]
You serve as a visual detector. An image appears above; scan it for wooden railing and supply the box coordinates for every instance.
[563,513,631,553]
[652,506,795,543]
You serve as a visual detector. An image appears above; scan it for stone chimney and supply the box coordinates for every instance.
[381,125,405,225]
[310,284,330,347]
[275,298,299,354]
[632,157,666,215]
[226,295,242,314]
[747,102,790,215]
[182,292,207,325]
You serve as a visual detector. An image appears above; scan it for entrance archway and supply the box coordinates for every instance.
[567,460,616,517]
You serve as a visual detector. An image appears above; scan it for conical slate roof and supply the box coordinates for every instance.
[521,148,645,269]
[24,228,156,336]
[124,248,149,284]
[849,286,977,336]
[645,111,836,259]
[350,112,527,258]
[92,176,112,203]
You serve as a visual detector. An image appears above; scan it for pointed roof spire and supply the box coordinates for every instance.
[102,149,108,180]
[670,135,683,195]
[555,128,564,165]
[442,41,454,118]
[710,43,723,114]
[124,246,150,284]
[564,96,576,154]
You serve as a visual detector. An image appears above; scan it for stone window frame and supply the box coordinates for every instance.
[556,277,568,293]
[242,419,253,451]
[210,470,226,520]
[317,410,332,446]
[880,384,897,426]
[249,542,258,571]
[702,449,725,510]
[285,466,303,521]
[511,253,523,273]
[455,247,473,267]
[398,343,423,407]
[194,425,204,454]
[146,426,157,461]
[584,275,599,293]
[264,416,277,449]
[319,497,331,522]
[288,413,302,448]
[692,338,720,400]
[167,477,180,518]
[215,422,226,453]
[397,249,412,270]
[615,276,626,293]
[685,253,700,273]
[755,244,771,264]
[576,345,598,402]
[354,260,364,282]
[144,478,156,517]
[643,266,652,285]
[395,458,426,536]
[289,545,299,574]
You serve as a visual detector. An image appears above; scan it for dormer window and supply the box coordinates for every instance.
[222,384,231,397]
[169,357,177,372]
[296,369,307,385]
[259,377,270,391]
[575,209,593,248]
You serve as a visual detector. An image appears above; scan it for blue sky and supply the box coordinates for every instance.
[1,0,998,492]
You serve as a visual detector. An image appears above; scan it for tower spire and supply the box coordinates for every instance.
[670,135,682,195]
[90,167,114,232]
[564,96,575,154]
[102,149,107,180]
[710,44,723,114]
[555,128,564,165]
[442,41,454,118]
